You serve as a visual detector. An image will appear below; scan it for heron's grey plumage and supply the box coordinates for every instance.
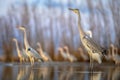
[27,47,44,62]
[22,49,28,58]
[69,8,107,65]
[82,35,104,55]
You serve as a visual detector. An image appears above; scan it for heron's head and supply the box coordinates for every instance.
[69,8,79,14]
[58,48,63,53]
[37,42,41,48]
[12,38,17,42]
[110,44,115,51]
[18,26,25,31]
[63,46,69,52]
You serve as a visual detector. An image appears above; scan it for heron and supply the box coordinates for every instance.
[58,48,68,61]
[114,47,120,65]
[63,46,77,62]
[37,42,52,62]
[22,49,29,62]
[18,26,43,64]
[69,8,107,67]
[105,47,112,62]
[86,30,106,64]
[110,44,120,65]
[13,38,27,63]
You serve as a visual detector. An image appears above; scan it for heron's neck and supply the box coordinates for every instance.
[112,47,114,56]
[23,30,30,49]
[15,40,21,56]
[66,50,69,55]
[39,48,43,55]
[77,13,85,38]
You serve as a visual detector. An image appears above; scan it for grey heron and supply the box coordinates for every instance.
[18,26,43,64]
[63,46,77,62]
[37,42,52,62]
[69,8,107,67]
[111,44,120,65]
[58,48,68,61]
[13,38,28,63]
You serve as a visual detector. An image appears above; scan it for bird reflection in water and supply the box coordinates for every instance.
[0,64,120,80]
[90,71,102,80]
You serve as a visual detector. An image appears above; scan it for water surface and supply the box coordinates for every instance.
[0,62,119,80]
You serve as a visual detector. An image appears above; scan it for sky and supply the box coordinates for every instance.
[0,0,85,16]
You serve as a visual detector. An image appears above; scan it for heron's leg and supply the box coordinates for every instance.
[21,58,23,63]
[30,57,33,65]
[26,58,28,62]
[32,57,34,64]
[89,54,92,68]
[28,56,31,64]
[20,58,22,64]
[25,58,27,62]
[23,58,25,63]
[29,57,32,64]
[24,58,26,63]
[89,53,94,80]
[91,54,94,71]
[90,53,93,69]
[31,57,34,65]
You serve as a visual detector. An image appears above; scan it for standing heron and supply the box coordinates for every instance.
[18,26,43,64]
[13,38,27,63]
[58,48,68,61]
[22,49,29,62]
[69,8,107,67]
[63,46,77,62]
[105,47,112,62]
[37,43,52,62]
[111,44,120,65]
[114,47,120,65]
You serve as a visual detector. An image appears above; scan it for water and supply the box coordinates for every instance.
[0,62,119,80]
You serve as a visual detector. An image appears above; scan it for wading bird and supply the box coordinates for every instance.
[111,44,120,65]
[63,46,77,62]
[37,43,52,62]
[13,38,27,63]
[22,49,29,62]
[105,47,112,62]
[69,8,107,67]
[114,47,120,65]
[18,26,43,64]
[58,48,68,61]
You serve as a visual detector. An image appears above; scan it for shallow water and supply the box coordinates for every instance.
[0,62,120,80]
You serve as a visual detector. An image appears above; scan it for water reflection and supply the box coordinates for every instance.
[0,62,120,80]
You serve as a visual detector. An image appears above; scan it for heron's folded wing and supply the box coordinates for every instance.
[31,48,42,59]
[82,36,103,54]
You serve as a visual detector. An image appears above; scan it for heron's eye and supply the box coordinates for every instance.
[28,48,31,51]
